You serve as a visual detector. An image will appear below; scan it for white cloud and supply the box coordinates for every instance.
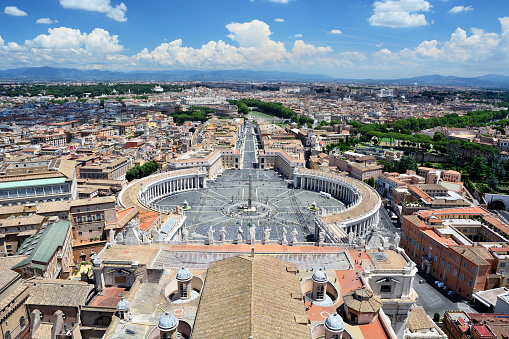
[269,0,290,3]
[369,0,431,28]
[449,5,473,14]
[4,6,28,16]
[59,0,127,22]
[274,18,284,22]
[0,27,125,70]
[134,20,332,69]
[331,29,342,34]
[5,18,509,78]
[0,20,332,71]
[36,18,55,24]
[294,34,303,38]
[226,20,276,49]
[292,40,332,56]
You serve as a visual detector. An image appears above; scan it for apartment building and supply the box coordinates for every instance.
[399,207,504,299]
[0,158,78,206]
[392,184,471,215]
[14,217,74,279]
[377,171,425,199]
[79,157,132,180]
[330,151,383,181]
[32,132,67,146]
[70,196,117,242]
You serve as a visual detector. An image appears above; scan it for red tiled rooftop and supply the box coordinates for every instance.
[418,206,488,219]
[89,287,126,307]
[423,229,458,246]
[473,324,496,337]
[107,207,135,225]
[483,216,509,236]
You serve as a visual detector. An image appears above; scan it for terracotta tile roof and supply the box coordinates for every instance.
[27,278,94,307]
[343,287,382,314]
[407,306,435,331]
[449,246,492,266]
[192,255,310,339]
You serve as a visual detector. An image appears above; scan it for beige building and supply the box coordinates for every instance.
[0,214,44,255]
[331,152,383,181]
[80,157,132,180]
[0,256,30,339]
[70,196,117,242]
[0,158,78,206]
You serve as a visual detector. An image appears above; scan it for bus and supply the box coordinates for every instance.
[319,191,332,199]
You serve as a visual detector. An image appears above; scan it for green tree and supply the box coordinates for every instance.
[398,155,417,174]
[470,155,488,180]
[486,174,499,189]
[432,132,447,143]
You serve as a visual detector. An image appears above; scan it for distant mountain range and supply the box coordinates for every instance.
[1,66,509,88]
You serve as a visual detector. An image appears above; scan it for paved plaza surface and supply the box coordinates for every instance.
[156,169,346,241]
[413,270,477,318]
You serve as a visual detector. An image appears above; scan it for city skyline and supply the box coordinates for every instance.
[0,0,508,79]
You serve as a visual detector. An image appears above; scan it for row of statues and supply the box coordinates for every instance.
[182,225,302,244]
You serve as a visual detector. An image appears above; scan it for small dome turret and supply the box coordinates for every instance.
[116,298,130,311]
[312,268,328,283]
[176,267,192,281]
[158,312,178,332]
[325,313,345,332]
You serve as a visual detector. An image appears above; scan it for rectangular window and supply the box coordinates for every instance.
[381,285,392,293]
[468,279,473,287]
[114,276,127,284]
[179,283,188,298]
[460,273,465,281]
[449,253,453,258]
[434,254,438,262]
[456,257,460,263]
[453,268,458,276]
[463,262,467,269]
[471,267,475,274]
[441,259,445,267]
[447,264,451,271]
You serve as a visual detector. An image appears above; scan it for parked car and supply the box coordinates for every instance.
[448,291,456,297]
[437,282,445,288]
[419,280,426,284]
[435,280,441,285]
[443,285,449,291]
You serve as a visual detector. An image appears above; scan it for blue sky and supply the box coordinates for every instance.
[0,0,508,78]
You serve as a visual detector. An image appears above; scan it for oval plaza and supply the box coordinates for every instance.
[118,159,381,245]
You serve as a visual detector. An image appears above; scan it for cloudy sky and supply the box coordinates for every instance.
[0,0,508,78]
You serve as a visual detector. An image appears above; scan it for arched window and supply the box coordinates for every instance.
[316,285,325,300]
[20,316,26,328]
[4,331,11,339]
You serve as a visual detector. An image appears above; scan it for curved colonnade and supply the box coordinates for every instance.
[118,167,381,245]
[118,168,207,212]
[293,168,381,243]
